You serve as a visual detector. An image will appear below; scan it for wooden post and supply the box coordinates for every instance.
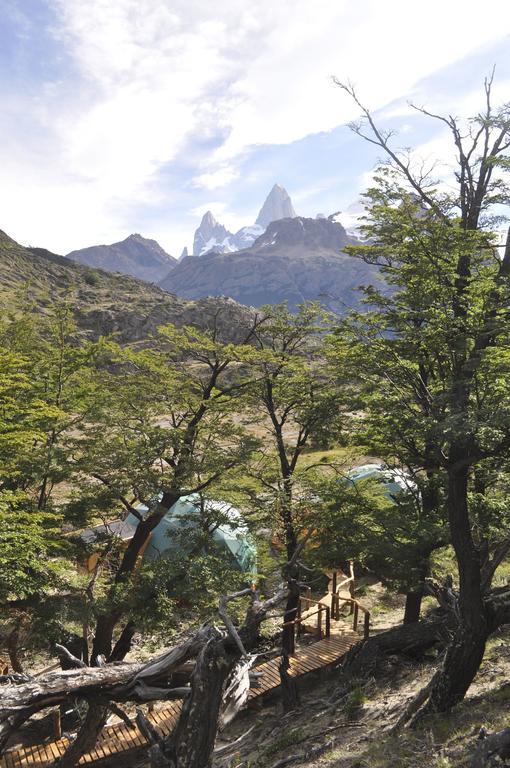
[353,603,359,632]
[364,612,370,640]
[52,709,62,739]
[296,598,302,639]
[325,605,331,638]
[317,606,322,640]
[349,561,355,614]
[332,570,337,595]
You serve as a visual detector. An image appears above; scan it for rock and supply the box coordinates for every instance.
[160,216,381,312]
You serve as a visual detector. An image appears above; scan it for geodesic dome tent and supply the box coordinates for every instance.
[345,463,414,498]
[124,494,256,574]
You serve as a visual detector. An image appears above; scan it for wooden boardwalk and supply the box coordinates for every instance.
[2,570,366,767]
[2,633,358,767]
[2,702,183,768]
[247,632,356,700]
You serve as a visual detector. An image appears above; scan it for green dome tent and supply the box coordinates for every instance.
[345,463,413,498]
[124,494,256,574]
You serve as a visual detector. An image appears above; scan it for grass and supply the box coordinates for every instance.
[261,727,306,759]
[343,682,367,720]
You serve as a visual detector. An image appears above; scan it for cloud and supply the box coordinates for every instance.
[0,0,509,253]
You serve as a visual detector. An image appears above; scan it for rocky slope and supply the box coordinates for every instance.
[161,216,380,311]
[0,230,257,344]
[67,233,176,283]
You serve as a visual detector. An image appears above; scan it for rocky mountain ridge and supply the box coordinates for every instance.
[0,229,257,344]
[161,215,381,310]
[67,233,177,284]
[191,183,294,256]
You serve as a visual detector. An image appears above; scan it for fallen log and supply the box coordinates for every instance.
[339,612,451,679]
[0,627,211,753]
[470,726,510,767]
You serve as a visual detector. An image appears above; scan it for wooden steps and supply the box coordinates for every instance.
[2,626,359,767]
[247,632,357,699]
[2,702,183,768]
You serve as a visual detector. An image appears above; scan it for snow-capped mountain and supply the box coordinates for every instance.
[255,183,296,228]
[192,211,237,256]
[191,184,297,257]
[232,224,265,250]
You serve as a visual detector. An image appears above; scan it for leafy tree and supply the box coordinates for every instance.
[312,470,449,619]
[0,307,99,668]
[72,320,262,664]
[334,74,510,716]
[246,303,345,702]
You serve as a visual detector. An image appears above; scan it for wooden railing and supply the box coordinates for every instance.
[331,595,370,639]
[283,596,331,653]
[329,562,355,614]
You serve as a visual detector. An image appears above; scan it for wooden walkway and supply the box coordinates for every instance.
[247,632,357,700]
[2,702,183,768]
[2,633,357,767]
[2,569,366,767]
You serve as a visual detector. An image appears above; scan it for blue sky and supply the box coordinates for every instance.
[1,0,510,256]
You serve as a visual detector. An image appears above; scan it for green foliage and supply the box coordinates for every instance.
[343,680,367,719]
[324,162,510,591]
[0,491,63,602]
[242,303,347,555]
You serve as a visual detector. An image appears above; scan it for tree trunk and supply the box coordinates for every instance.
[110,621,136,662]
[279,649,300,711]
[403,590,423,625]
[410,464,488,718]
[91,495,180,663]
[7,620,24,673]
[166,636,235,768]
[55,702,108,768]
[90,612,120,664]
[403,556,429,624]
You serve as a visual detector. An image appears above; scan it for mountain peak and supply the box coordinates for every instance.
[193,211,234,256]
[255,184,296,229]
[67,233,176,283]
[201,211,217,227]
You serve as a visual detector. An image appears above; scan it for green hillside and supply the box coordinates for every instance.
[0,229,256,343]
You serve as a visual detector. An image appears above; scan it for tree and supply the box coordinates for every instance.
[0,306,100,669]
[248,303,344,705]
[334,74,510,716]
[311,468,449,623]
[71,319,262,666]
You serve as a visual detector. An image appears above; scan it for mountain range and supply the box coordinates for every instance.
[7,183,378,315]
[162,215,379,310]
[0,230,256,344]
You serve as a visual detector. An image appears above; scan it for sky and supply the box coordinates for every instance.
[1,0,510,257]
